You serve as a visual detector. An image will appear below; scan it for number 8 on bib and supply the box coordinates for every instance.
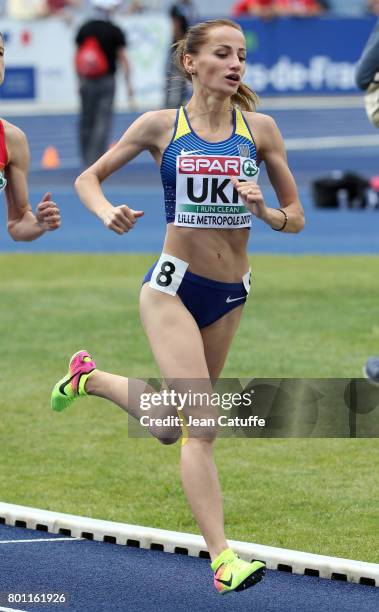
[149,253,189,296]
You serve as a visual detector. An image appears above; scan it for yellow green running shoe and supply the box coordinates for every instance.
[212,548,266,594]
[51,350,96,412]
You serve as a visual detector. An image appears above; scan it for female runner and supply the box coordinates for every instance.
[52,19,304,594]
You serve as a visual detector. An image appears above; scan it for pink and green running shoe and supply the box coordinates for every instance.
[211,548,266,594]
[51,350,96,412]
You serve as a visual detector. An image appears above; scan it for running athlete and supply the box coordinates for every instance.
[52,19,304,594]
[0,33,60,240]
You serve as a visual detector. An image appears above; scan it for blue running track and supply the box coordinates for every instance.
[0,525,378,612]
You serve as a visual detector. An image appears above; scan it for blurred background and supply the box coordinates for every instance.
[0,0,378,253]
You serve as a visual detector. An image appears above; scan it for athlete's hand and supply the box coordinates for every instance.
[231,178,269,222]
[101,205,144,235]
[35,192,61,231]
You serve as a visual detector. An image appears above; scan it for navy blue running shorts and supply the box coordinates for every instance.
[142,253,251,329]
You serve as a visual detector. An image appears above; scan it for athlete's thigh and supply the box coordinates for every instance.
[139,283,209,379]
[201,304,244,380]
[140,285,231,438]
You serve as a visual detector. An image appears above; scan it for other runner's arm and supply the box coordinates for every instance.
[233,114,304,233]
[5,123,60,241]
[75,111,162,234]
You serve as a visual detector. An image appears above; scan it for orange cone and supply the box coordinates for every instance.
[41,146,60,169]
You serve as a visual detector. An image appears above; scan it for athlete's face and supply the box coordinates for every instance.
[0,37,4,86]
[187,27,246,96]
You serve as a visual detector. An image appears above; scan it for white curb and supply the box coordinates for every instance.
[0,502,377,587]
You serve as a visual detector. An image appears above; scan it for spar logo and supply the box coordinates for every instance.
[177,155,258,206]
[242,159,258,178]
[0,169,7,191]
[178,156,241,176]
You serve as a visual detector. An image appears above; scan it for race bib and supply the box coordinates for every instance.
[175,155,259,229]
[149,253,189,296]
[242,269,252,294]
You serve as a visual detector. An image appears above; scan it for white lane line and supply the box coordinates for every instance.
[0,607,30,612]
[0,538,83,544]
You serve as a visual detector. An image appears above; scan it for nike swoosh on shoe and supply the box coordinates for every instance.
[215,575,233,587]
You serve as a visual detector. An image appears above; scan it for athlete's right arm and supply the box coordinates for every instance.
[75,110,167,234]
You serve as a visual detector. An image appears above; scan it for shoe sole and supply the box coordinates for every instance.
[219,565,266,595]
[234,566,266,592]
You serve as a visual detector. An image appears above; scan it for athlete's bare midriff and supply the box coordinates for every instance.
[163,223,250,282]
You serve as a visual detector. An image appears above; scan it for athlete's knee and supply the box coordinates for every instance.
[157,432,182,445]
[153,425,182,445]
[187,420,219,442]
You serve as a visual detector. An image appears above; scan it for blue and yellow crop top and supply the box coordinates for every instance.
[160,106,258,229]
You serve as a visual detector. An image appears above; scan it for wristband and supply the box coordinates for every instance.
[272,208,288,231]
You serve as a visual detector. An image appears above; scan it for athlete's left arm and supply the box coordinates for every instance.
[233,114,304,233]
[258,114,304,232]
[4,122,61,241]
